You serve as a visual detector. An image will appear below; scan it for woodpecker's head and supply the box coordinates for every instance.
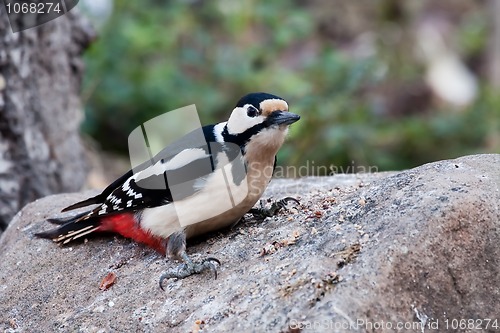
[223,93,300,154]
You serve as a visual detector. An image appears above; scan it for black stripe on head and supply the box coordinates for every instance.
[222,107,294,147]
[221,122,266,147]
[235,92,284,109]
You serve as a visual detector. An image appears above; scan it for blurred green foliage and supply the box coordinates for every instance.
[82,0,499,174]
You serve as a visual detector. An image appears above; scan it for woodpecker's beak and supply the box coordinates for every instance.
[268,111,300,126]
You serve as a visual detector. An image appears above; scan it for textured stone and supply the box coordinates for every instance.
[0,154,498,332]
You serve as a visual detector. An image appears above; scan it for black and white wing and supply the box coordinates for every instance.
[61,124,244,219]
[62,125,216,212]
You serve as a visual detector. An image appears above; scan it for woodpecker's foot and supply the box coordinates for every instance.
[248,197,300,219]
[159,253,220,290]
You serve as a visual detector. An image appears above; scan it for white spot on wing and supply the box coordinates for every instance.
[163,148,208,170]
[107,195,123,205]
[118,177,143,200]
[134,148,208,183]
[98,204,108,215]
[122,177,132,191]
[126,187,141,199]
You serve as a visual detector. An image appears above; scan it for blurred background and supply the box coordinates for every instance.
[78,0,499,184]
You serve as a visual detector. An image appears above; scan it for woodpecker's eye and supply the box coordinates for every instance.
[247,106,259,118]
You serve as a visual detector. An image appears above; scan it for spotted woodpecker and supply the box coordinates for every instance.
[36,92,300,286]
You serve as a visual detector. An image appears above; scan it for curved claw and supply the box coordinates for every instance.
[159,257,221,291]
[248,197,300,219]
[281,197,300,206]
[159,268,184,291]
[275,197,300,210]
[159,271,174,291]
[202,257,221,280]
[203,257,221,265]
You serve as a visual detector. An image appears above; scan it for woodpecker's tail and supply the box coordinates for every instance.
[61,195,102,212]
[46,211,90,225]
[35,211,101,245]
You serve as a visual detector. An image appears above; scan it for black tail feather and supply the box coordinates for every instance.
[46,211,90,225]
[61,195,101,212]
[36,211,101,244]
[61,169,135,212]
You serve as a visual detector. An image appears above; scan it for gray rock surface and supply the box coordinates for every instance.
[0,154,499,332]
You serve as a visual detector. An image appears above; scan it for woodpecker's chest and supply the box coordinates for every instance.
[142,128,287,239]
[182,156,275,239]
[183,132,285,238]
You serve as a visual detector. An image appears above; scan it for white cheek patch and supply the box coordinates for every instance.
[226,106,265,134]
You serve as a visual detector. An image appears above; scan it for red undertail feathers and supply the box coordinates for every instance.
[36,212,166,255]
